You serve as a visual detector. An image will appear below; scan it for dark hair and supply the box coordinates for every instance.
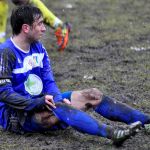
[10,5,43,35]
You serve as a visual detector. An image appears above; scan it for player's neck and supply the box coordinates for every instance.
[12,34,30,52]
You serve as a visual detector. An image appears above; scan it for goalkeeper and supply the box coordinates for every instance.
[0,0,70,51]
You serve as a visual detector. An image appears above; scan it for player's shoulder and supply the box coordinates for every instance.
[0,38,13,51]
[31,41,46,52]
[0,39,16,58]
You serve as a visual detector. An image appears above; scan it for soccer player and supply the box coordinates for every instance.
[0,0,70,51]
[0,5,149,145]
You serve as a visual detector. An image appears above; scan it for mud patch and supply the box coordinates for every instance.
[1,0,150,149]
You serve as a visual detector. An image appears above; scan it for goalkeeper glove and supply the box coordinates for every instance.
[55,22,71,51]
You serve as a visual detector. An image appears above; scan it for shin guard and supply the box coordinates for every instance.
[95,96,150,126]
[52,103,112,138]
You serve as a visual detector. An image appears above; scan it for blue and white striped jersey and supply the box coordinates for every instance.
[0,38,62,129]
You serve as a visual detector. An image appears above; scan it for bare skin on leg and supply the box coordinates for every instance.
[33,88,103,128]
[71,88,103,111]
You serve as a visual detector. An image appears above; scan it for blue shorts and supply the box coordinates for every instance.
[22,112,69,133]
[21,91,72,133]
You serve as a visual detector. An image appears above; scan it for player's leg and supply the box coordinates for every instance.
[18,104,141,143]
[68,88,150,126]
[51,103,142,143]
[94,95,150,126]
[22,106,113,138]
[0,0,8,43]
[20,110,61,132]
[68,88,102,111]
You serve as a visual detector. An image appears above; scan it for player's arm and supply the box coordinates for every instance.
[40,45,63,102]
[0,48,46,111]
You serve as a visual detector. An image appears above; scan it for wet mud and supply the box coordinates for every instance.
[0,0,150,149]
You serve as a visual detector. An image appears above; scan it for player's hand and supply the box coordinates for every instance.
[55,22,71,51]
[63,98,71,105]
[45,95,56,109]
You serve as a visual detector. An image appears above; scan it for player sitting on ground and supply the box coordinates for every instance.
[0,5,149,145]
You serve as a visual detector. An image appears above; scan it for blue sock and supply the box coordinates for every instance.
[95,96,150,126]
[52,103,113,138]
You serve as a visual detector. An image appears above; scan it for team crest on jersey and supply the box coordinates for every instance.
[13,53,44,74]
[25,56,39,69]
[24,74,43,95]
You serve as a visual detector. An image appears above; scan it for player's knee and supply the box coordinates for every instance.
[82,88,103,109]
[33,111,59,128]
[70,88,103,111]
[82,88,103,101]
[90,88,103,98]
[48,116,59,126]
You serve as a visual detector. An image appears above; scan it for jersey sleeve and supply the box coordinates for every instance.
[0,48,46,111]
[29,0,63,28]
[41,47,63,103]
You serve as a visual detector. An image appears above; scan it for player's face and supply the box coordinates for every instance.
[27,16,46,42]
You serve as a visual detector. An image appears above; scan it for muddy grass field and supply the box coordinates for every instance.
[0,0,150,149]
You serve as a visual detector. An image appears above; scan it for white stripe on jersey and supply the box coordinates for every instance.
[13,53,44,74]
